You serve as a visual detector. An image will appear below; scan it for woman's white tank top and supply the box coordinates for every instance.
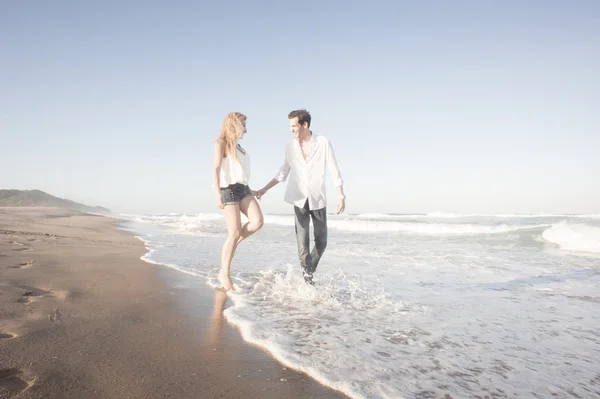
[219,145,251,187]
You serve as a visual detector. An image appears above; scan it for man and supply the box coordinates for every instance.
[258,109,345,284]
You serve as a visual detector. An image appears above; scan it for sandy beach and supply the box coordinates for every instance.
[0,207,347,399]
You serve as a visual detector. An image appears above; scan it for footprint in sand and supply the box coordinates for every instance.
[21,288,47,298]
[48,309,63,324]
[0,368,35,397]
[16,286,67,305]
[8,261,34,269]
[18,287,50,304]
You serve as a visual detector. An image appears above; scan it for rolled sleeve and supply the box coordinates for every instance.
[275,161,290,182]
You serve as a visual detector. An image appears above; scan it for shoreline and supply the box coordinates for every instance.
[0,207,348,399]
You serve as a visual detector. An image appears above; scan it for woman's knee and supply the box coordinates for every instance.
[228,228,242,241]
[254,214,264,230]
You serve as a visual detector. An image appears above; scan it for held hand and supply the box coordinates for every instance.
[216,193,224,209]
[336,198,346,214]
[256,188,267,200]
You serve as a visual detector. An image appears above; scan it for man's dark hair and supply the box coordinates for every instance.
[288,109,311,128]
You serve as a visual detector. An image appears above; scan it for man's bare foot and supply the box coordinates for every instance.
[218,271,235,291]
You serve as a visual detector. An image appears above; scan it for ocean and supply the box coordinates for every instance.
[119,212,600,399]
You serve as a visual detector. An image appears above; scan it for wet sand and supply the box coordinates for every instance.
[0,207,348,399]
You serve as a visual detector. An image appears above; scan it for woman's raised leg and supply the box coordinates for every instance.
[219,204,242,290]
[237,195,264,246]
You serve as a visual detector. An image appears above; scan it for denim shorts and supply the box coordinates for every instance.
[220,183,252,205]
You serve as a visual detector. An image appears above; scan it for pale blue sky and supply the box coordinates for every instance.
[1,1,599,214]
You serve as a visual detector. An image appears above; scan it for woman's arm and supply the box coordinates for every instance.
[213,141,225,209]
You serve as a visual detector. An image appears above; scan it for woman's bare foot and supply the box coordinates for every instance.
[218,271,235,291]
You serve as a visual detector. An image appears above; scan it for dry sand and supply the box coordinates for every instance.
[0,207,348,399]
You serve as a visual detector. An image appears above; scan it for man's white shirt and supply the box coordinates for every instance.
[274,134,343,210]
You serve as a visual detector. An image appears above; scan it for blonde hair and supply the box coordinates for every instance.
[217,112,246,159]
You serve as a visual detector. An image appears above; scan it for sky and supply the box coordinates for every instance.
[1,1,599,215]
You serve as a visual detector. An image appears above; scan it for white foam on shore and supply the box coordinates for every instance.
[222,265,422,399]
[135,236,206,278]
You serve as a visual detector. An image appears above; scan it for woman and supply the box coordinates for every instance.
[213,112,264,291]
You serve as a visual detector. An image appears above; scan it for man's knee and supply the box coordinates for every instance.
[315,236,327,252]
[314,225,328,251]
[297,240,309,254]
[296,235,310,255]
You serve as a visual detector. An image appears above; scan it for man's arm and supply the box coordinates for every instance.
[258,152,290,199]
[326,139,345,214]
[257,178,280,199]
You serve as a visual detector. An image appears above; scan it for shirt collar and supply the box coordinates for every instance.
[294,132,316,147]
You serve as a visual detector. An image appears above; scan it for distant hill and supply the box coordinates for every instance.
[0,190,110,214]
